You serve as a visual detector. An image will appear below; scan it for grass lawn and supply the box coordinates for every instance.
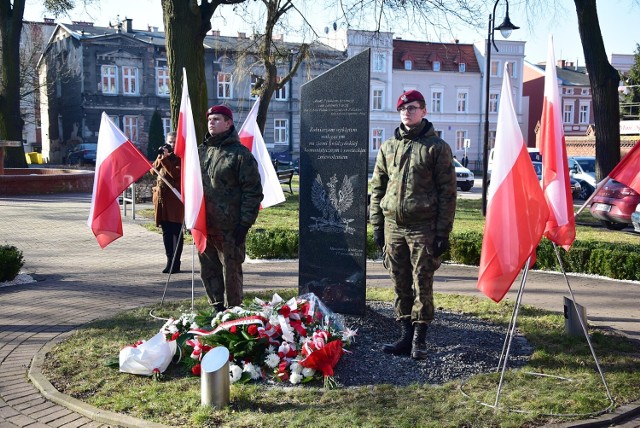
[42,288,640,427]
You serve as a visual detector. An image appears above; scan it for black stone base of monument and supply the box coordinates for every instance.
[299,270,365,315]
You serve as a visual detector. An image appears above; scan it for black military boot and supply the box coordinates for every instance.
[411,323,429,360]
[382,319,414,355]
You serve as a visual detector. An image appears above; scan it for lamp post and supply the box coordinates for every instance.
[481,0,520,216]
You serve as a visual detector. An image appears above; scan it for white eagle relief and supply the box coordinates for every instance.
[309,173,356,234]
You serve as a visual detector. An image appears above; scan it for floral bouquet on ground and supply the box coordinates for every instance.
[159,293,356,387]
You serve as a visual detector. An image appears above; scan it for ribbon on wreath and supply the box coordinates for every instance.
[188,315,268,336]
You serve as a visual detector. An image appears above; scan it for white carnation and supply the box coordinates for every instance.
[229,364,242,383]
[243,362,262,380]
[289,362,303,374]
[265,353,280,369]
[302,367,316,378]
[289,372,303,385]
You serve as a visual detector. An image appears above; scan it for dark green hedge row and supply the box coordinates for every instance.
[246,229,640,281]
[0,245,24,282]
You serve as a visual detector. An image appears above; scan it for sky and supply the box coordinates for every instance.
[23,0,640,65]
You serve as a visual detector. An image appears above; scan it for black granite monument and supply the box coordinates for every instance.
[298,49,370,315]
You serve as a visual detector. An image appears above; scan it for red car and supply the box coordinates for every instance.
[589,180,640,230]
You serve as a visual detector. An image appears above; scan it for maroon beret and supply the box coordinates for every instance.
[396,90,425,110]
[206,104,233,120]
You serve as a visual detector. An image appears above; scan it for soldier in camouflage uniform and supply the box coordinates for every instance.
[198,105,263,311]
[369,90,457,359]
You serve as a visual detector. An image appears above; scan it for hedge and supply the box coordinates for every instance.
[245,229,640,282]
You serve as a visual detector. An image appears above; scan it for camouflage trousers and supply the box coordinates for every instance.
[383,222,441,323]
[198,230,245,308]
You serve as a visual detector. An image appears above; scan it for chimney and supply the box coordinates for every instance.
[211,30,220,36]
[557,59,566,68]
[124,18,133,33]
[238,32,246,39]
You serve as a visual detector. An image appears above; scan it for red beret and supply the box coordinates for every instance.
[396,90,425,110]
[206,105,233,120]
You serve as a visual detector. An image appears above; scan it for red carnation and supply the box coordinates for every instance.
[279,305,291,317]
[171,332,180,341]
[191,364,202,376]
[247,324,258,336]
[230,325,237,334]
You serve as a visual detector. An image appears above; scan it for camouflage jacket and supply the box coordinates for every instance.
[369,119,457,237]
[199,126,263,234]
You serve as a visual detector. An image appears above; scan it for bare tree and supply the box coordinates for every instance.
[160,0,246,144]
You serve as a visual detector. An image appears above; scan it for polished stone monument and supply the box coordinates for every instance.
[298,49,370,315]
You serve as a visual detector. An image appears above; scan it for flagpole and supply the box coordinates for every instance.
[159,223,186,306]
[574,176,610,216]
[191,242,195,312]
[493,255,532,408]
[552,243,614,405]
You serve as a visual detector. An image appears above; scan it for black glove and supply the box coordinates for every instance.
[373,229,385,249]
[433,236,449,258]
[233,224,250,245]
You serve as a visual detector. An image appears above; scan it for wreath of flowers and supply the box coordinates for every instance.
[160,293,356,388]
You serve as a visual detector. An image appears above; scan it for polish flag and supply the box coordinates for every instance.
[477,66,549,303]
[239,98,286,208]
[87,113,152,248]
[174,68,207,253]
[609,140,640,194]
[540,35,576,251]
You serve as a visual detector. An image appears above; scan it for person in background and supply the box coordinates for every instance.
[369,89,457,360]
[198,105,263,312]
[152,131,184,274]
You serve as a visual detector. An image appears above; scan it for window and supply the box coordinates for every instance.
[490,60,500,77]
[455,130,468,151]
[250,75,259,99]
[489,92,499,113]
[162,118,172,136]
[579,103,590,124]
[433,61,441,72]
[563,103,574,124]
[372,89,383,111]
[459,63,466,73]
[489,130,496,149]
[456,90,469,113]
[506,61,515,77]
[217,72,232,99]
[274,77,287,101]
[156,63,170,96]
[101,65,117,94]
[562,87,573,95]
[122,66,138,95]
[431,90,442,113]
[404,60,412,70]
[274,119,288,144]
[123,116,139,143]
[371,128,384,151]
[373,53,386,72]
[109,115,119,127]
[582,88,590,95]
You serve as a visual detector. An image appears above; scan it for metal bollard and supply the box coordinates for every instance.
[563,296,587,337]
[200,346,230,409]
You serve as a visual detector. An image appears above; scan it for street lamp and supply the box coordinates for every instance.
[482,0,520,216]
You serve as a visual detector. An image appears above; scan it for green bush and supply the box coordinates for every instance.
[245,228,640,282]
[0,245,24,282]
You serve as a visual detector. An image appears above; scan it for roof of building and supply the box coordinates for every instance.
[392,39,480,73]
[532,61,591,86]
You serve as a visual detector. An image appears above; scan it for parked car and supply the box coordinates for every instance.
[568,156,596,200]
[454,158,474,191]
[589,180,640,230]
[631,203,640,233]
[532,161,582,199]
[66,143,97,165]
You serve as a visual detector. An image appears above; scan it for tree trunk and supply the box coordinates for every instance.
[161,0,246,144]
[574,0,620,179]
[0,0,27,168]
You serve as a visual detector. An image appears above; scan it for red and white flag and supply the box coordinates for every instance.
[609,140,640,194]
[540,35,576,251]
[477,66,550,303]
[174,68,207,254]
[239,98,286,208]
[87,113,152,248]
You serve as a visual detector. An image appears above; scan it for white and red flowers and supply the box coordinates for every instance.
[160,293,356,387]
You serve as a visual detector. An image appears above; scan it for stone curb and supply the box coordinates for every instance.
[28,331,171,428]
